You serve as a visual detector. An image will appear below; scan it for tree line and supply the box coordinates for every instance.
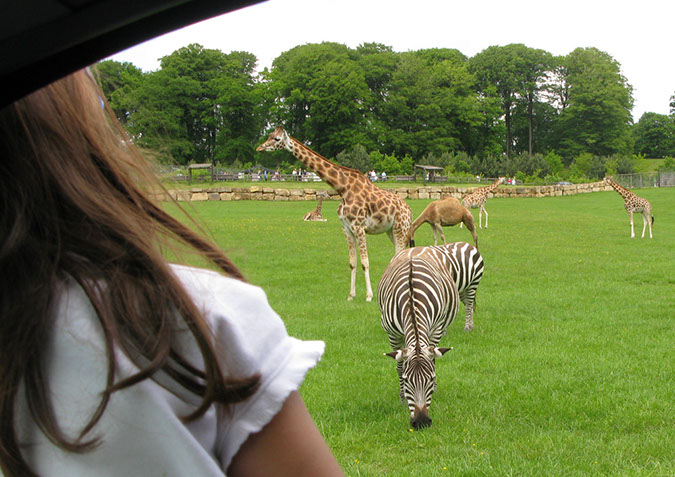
[95,42,675,182]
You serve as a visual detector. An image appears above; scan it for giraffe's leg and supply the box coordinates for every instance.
[483,206,489,229]
[647,211,653,238]
[629,211,635,238]
[342,226,358,301]
[353,226,373,302]
[391,214,411,253]
[641,211,650,238]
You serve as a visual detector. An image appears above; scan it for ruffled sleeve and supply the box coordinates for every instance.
[170,265,325,470]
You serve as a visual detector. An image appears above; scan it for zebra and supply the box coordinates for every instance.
[378,246,460,429]
[403,242,484,331]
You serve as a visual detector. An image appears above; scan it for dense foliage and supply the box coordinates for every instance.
[95,42,674,180]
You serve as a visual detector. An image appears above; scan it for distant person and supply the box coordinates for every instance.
[264,169,268,181]
[0,69,343,477]
[381,171,387,182]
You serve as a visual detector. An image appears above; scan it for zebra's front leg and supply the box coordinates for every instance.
[396,360,405,402]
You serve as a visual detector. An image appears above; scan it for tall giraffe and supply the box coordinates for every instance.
[304,191,328,222]
[604,176,654,238]
[460,177,505,229]
[257,126,413,301]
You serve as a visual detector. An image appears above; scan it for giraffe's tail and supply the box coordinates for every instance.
[651,215,655,224]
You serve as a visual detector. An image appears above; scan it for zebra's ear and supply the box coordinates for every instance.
[433,347,453,358]
[384,350,408,362]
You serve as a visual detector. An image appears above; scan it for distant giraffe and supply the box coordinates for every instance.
[304,191,328,222]
[604,176,654,238]
[460,177,505,229]
[257,126,413,301]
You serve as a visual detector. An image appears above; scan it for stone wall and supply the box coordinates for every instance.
[163,181,613,202]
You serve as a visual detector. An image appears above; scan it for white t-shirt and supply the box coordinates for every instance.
[13,264,325,476]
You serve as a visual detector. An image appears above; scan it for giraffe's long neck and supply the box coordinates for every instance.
[286,138,351,195]
[607,179,634,202]
[316,196,323,214]
[484,179,502,193]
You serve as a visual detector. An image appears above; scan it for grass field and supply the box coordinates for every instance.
[167,187,674,476]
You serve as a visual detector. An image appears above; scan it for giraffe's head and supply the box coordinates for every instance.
[256,126,289,152]
[604,176,613,183]
[498,176,506,184]
[385,345,452,429]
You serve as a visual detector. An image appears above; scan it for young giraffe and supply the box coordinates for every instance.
[460,177,505,229]
[257,126,413,301]
[304,191,328,222]
[604,176,654,238]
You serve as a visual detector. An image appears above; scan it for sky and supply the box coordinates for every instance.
[110,0,674,121]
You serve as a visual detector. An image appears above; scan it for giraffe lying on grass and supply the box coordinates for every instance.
[304,191,328,222]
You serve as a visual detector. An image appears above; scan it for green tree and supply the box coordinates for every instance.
[516,46,553,155]
[266,42,370,157]
[553,47,634,161]
[127,44,263,165]
[214,51,267,164]
[335,144,371,172]
[94,60,144,125]
[470,44,520,158]
[381,49,481,158]
[471,44,553,157]
[632,112,675,158]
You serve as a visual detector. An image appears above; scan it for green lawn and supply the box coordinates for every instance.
[167,187,674,476]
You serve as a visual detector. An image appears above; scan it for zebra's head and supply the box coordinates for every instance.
[386,345,452,429]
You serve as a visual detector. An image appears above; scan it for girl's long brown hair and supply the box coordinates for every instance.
[0,70,260,476]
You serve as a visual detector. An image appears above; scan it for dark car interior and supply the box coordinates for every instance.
[1,0,264,109]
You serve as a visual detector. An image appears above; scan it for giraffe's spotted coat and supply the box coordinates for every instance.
[257,126,413,301]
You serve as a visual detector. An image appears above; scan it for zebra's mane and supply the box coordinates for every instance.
[407,256,422,355]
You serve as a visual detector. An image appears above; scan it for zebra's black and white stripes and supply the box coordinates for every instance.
[406,242,484,331]
[378,246,460,429]
[377,242,484,429]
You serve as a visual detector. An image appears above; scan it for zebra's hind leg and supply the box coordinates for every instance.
[462,293,475,331]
